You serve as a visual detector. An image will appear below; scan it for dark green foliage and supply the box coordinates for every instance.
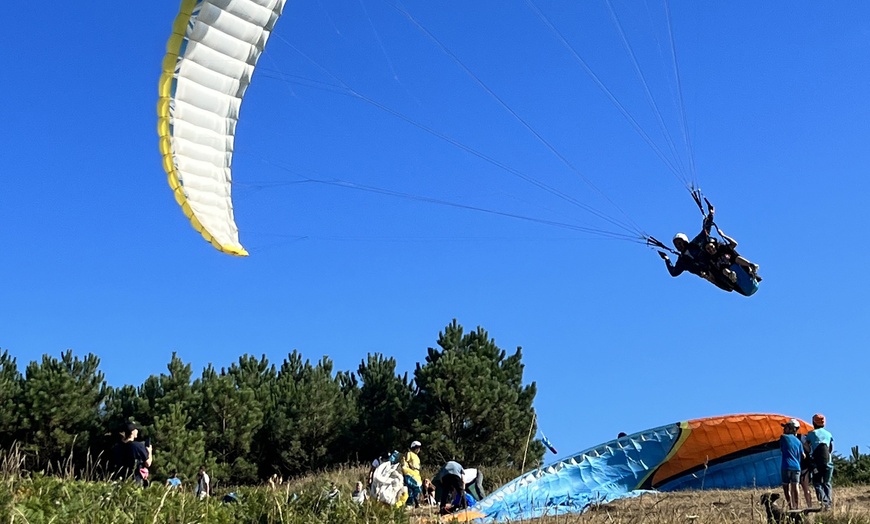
[152,402,207,483]
[3,319,544,481]
[133,354,203,477]
[0,350,23,448]
[834,448,870,486]
[412,320,545,466]
[226,354,278,479]
[102,384,149,433]
[99,384,151,457]
[262,352,358,477]
[195,363,264,484]
[141,352,198,422]
[352,354,414,462]
[19,350,106,471]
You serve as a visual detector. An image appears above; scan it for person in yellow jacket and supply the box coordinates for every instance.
[402,440,423,508]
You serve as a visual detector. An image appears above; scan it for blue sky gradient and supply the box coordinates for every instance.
[1,1,867,457]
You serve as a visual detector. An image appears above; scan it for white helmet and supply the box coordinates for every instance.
[673,233,689,243]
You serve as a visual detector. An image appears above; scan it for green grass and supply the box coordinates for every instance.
[2,448,869,524]
[0,470,410,524]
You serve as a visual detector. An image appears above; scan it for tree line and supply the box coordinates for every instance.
[0,320,545,484]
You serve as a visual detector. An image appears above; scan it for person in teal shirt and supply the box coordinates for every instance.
[806,413,834,510]
[166,470,182,489]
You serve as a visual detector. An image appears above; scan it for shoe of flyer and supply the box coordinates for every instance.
[749,264,762,282]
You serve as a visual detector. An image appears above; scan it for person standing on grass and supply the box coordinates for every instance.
[807,413,834,510]
[195,466,211,500]
[402,440,423,508]
[780,419,803,510]
[111,422,152,487]
[797,432,817,507]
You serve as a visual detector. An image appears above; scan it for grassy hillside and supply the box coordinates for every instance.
[533,487,870,524]
[0,464,407,524]
[3,457,870,524]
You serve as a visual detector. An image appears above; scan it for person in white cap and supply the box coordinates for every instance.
[780,419,803,510]
[658,205,736,291]
[402,440,423,508]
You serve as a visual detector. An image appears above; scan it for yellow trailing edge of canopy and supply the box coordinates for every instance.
[157,0,248,257]
[157,128,249,257]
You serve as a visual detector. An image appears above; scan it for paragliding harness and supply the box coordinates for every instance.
[645,187,716,256]
[647,187,761,296]
[652,188,760,295]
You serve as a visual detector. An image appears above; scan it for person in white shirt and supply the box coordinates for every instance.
[195,466,210,500]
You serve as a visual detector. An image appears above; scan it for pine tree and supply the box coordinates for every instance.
[263,351,357,476]
[3,319,544,480]
[140,353,197,420]
[194,364,264,484]
[333,369,360,463]
[102,384,150,432]
[0,349,23,448]
[352,353,414,461]
[226,354,277,479]
[152,402,207,483]
[227,354,276,399]
[19,350,107,471]
[137,353,199,437]
[412,320,544,467]
[133,353,203,479]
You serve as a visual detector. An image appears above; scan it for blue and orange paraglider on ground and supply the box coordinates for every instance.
[449,414,811,522]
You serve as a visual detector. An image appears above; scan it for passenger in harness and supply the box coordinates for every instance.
[701,229,761,296]
[656,192,762,295]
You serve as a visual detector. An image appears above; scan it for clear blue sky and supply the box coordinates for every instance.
[1,1,867,457]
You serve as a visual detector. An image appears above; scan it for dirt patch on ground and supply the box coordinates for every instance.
[415,487,870,523]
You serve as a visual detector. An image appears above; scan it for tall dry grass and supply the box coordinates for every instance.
[526,488,870,524]
[2,448,870,524]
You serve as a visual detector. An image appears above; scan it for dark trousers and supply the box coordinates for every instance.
[813,465,834,508]
[439,473,467,513]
